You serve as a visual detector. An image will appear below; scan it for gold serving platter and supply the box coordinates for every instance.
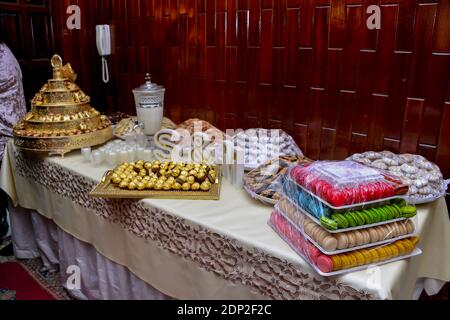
[13,54,113,156]
[90,166,222,200]
[14,126,113,156]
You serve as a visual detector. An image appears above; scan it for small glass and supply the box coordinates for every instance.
[81,147,92,162]
[92,151,103,167]
[143,149,153,161]
[119,150,128,163]
[108,152,118,166]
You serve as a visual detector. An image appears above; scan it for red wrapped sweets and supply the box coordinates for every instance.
[290,161,399,207]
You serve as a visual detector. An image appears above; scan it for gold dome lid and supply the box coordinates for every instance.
[31,54,90,107]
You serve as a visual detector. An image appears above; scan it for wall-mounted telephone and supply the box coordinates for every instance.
[96,25,111,83]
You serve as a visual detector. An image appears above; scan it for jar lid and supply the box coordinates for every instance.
[133,73,164,93]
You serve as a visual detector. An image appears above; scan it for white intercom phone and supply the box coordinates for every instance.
[96,25,111,83]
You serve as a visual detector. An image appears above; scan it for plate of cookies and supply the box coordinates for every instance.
[243,155,313,205]
[348,151,449,204]
[233,129,304,171]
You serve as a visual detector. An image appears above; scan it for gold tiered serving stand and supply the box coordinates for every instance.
[13,54,113,156]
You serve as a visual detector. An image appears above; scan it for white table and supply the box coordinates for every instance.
[1,141,449,300]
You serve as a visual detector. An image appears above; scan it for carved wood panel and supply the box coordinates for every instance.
[50,0,450,178]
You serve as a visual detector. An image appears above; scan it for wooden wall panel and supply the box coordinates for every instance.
[0,0,55,109]
[50,0,450,178]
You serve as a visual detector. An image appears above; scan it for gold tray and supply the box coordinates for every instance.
[90,166,222,200]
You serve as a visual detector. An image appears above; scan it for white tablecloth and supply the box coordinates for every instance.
[1,141,450,300]
[9,203,169,300]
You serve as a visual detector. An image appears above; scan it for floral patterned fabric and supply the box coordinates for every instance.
[0,43,26,159]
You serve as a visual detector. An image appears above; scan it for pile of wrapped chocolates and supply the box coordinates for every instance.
[269,160,422,275]
[109,161,217,192]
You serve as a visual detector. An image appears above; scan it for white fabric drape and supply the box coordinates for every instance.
[9,196,448,300]
[2,142,450,300]
[10,203,171,300]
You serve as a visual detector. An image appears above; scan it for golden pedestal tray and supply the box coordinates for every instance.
[13,54,113,156]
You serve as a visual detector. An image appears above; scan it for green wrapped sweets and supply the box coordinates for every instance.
[331,213,348,228]
[326,202,415,230]
[354,211,367,226]
[344,213,357,227]
[361,210,373,224]
[320,217,338,231]
[401,206,417,218]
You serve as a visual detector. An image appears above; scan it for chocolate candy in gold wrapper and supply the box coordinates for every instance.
[167,177,176,184]
[172,169,180,177]
[191,183,200,191]
[137,182,146,191]
[112,177,121,184]
[145,181,154,190]
[173,183,182,191]
[187,176,196,185]
[163,183,172,191]
[201,181,211,191]
[144,162,152,170]
[119,181,128,189]
[177,175,187,184]
[182,183,191,191]
[197,172,207,182]
[128,182,137,190]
